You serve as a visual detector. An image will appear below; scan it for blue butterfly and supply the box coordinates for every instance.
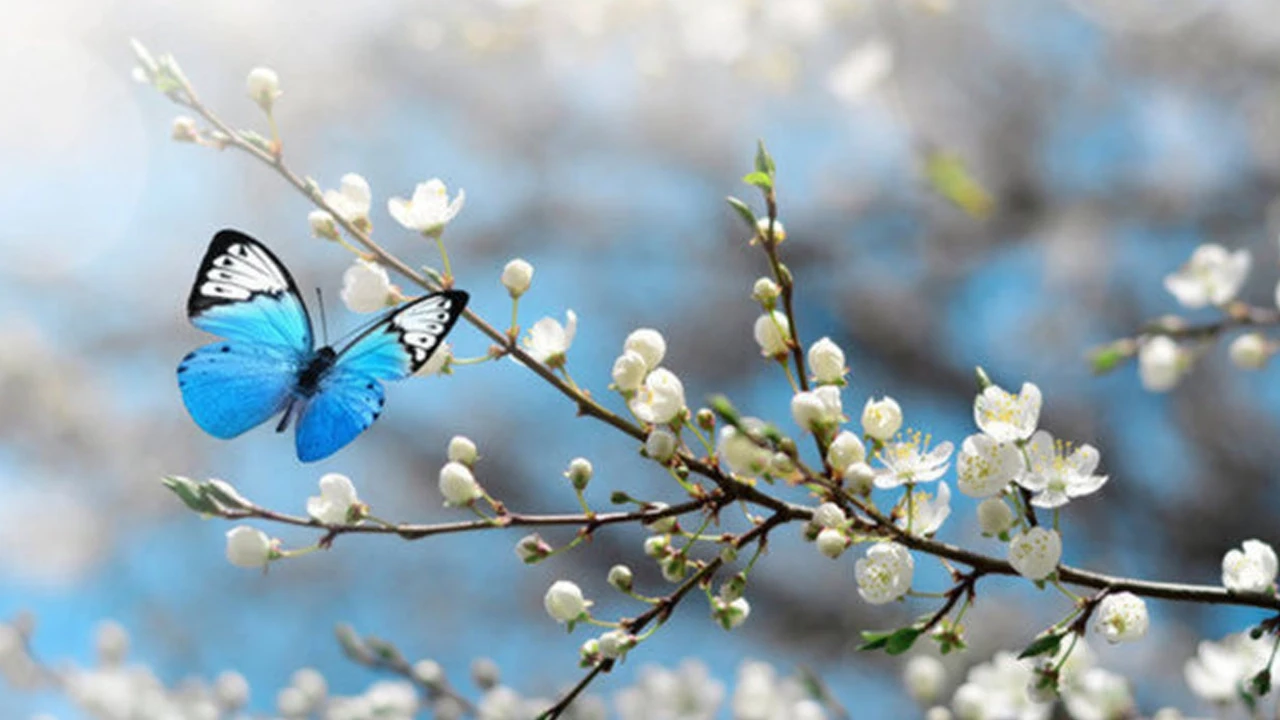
[178,229,468,462]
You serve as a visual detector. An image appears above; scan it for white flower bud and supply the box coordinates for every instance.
[291,668,327,705]
[1138,336,1183,392]
[607,564,633,592]
[753,311,791,357]
[171,116,199,143]
[827,430,866,470]
[277,686,309,716]
[412,660,444,687]
[448,435,478,465]
[215,671,250,710]
[1094,592,1149,643]
[643,535,669,558]
[246,67,282,113]
[756,217,786,242]
[925,707,953,720]
[1008,528,1062,580]
[1223,539,1278,593]
[717,422,772,477]
[752,277,780,304]
[808,337,847,384]
[791,386,842,432]
[515,533,551,563]
[501,259,534,298]
[844,462,876,495]
[815,528,847,559]
[611,351,648,392]
[644,428,677,463]
[643,503,677,533]
[438,462,482,507]
[629,368,686,424]
[713,596,751,629]
[624,329,666,370]
[225,526,274,569]
[855,542,913,604]
[340,259,395,314]
[598,630,636,659]
[976,497,1015,537]
[862,396,903,441]
[903,656,946,705]
[388,179,466,237]
[565,457,593,490]
[308,210,339,242]
[94,621,129,666]
[306,473,362,525]
[813,502,846,529]
[544,581,590,624]
[471,659,500,690]
[1230,333,1270,370]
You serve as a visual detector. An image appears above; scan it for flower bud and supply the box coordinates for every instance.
[712,596,751,630]
[95,621,129,666]
[413,660,444,687]
[1138,336,1182,392]
[624,329,666,370]
[643,503,677,534]
[1230,333,1270,370]
[696,408,715,432]
[756,217,786,243]
[791,386,843,433]
[515,533,552,564]
[215,671,250,710]
[598,630,636,660]
[171,116,199,143]
[752,277,780,306]
[565,457,593,490]
[1094,592,1148,643]
[808,337,847,384]
[447,435,478,465]
[661,555,688,582]
[813,502,846,529]
[976,497,1014,537]
[644,428,677,463]
[471,658,500,690]
[643,535,669,558]
[610,351,647,392]
[903,656,946,705]
[753,311,791,358]
[501,259,534,298]
[815,528,847,559]
[607,564,634,592]
[308,210,339,242]
[438,462,482,507]
[225,526,274,569]
[844,462,876,495]
[246,67,282,113]
[827,430,866,470]
[861,396,903,441]
[544,580,590,624]
[1008,527,1062,581]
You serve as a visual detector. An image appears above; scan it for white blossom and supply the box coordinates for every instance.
[565,457,593,489]
[598,630,636,660]
[629,368,686,424]
[644,428,677,463]
[903,656,946,705]
[306,473,362,525]
[1093,592,1148,643]
[862,396,903,441]
[956,434,1021,498]
[94,621,129,666]
[171,116,198,143]
[438,462,482,506]
[624,329,666,371]
[753,311,791,357]
[1222,539,1278,594]
[543,580,590,624]
[815,528,847,559]
[388,179,465,236]
[752,277,780,304]
[974,382,1041,443]
[1061,667,1135,720]
[1185,631,1275,703]
[844,462,877,495]
[1008,527,1062,581]
[826,430,865,470]
[607,565,633,592]
[951,652,1048,720]
[614,660,723,720]
[712,596,750,630]
[611,351,648,392]
[308,210,339,241]
[523,310,577,365]
[977,498,1015,537]
[855,542,913,604]
[1229,333,1270,370]
[755,217,785,243]
[717,421,771,478]
[813,502,846,530]
[500,259,533,298]
[246,67,281,112]
[225,526,273,569]
[790,386,842,432]
[340,259,395,313]
[897,483,951,536]
[875,433,953,489]
[1017,431,1107,508]
[214,671,249,709]
[447,435,477,465]
[1138,336,1183,392]
[414,342,452,377]
[323,173,372,225]
[1163,244,1251,308]
[807,338,846,384]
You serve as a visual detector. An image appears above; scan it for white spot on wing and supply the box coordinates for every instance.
[392,295,459,365]
[198,242,291,303]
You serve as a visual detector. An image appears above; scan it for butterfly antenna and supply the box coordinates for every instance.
[315,287,330,347]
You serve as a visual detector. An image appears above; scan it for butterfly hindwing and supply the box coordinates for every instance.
[294,366,386,463]
[177,340,301,439]
[334,290,469,380]
[187,229,313,352]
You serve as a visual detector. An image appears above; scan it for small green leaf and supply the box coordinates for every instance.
[334,624,372,662]
[742,171,773,191]
[1251,668,1272,697]
[708,395,740,426]
[924,151,993,219]
[754,139,776,176]
[161,476,217,514]
[725,196,758,232]
[857,629,893,652]
[1018,632,1065,660]
[974,366,992,392]
[1088,343,1131,375]
[364,635,403,663]
[609,491,635,505]
[885,627,922,655]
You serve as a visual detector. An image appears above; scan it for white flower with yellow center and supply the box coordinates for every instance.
[1163,243,1251,308]
[1008,527,1061,580]
[1017,431,1107,508]
[974,382,1041,443]
[874,430,953,490]
[896,482,951,537]
[956,434,1021,498]
[855,542,913,604]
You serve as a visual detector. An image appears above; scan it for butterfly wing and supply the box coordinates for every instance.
[292,290,469,462]
[178,341,301,439]
[186,229,313,352]
[180,230,314,439]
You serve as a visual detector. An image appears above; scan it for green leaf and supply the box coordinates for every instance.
[1088,343,1130,375]
[885,627,922,655]
[923,151,993,219]
[725,196,758,232]
[708,395,740,426]
[974,366,992,392]
[364,635,403,663]
[161,476,217,514]
[202,481,247,510]
[1251,668,1272,697]
[1018,632,1065,660]
[754,139,776,177]
[857,629,893,652]
[742,171,773,191]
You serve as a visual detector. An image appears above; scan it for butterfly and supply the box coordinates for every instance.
[177,229,468,462]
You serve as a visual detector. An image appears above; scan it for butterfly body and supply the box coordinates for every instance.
[178,230,467,462]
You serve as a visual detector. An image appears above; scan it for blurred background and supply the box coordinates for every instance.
[3,0,1280,716]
